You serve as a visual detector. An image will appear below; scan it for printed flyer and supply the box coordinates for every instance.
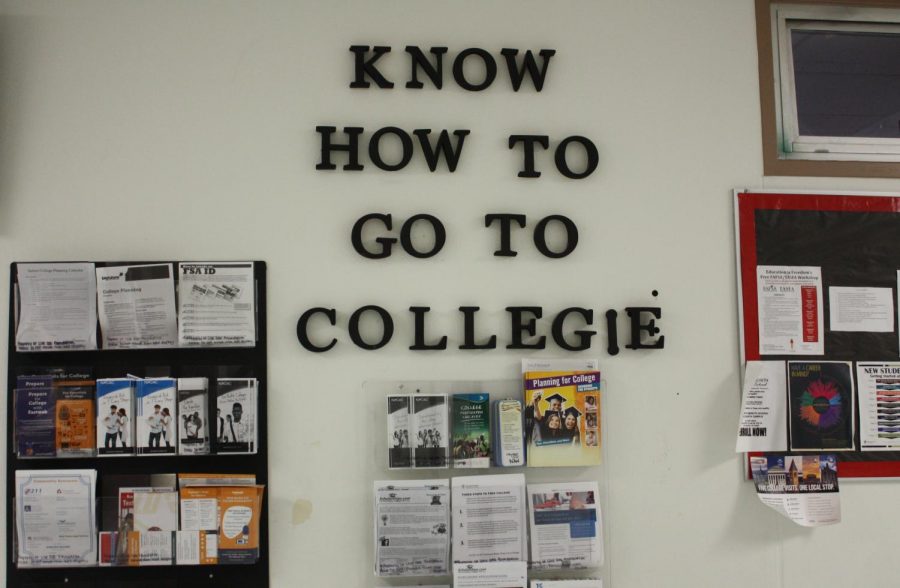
[756,266,824,355]
[750,454,840,526]
[856,363,900,450]
[788,362,854,451]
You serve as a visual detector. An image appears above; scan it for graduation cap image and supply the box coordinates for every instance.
[544,393,567,406]
[563,406,582,419]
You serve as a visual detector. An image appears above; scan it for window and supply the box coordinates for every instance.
[757,1,900,177]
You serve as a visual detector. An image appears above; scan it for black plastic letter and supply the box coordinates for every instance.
[351,213,396,259]
[296,308,337,352]
[500,49,556,91]
[316,126,364,171]
[452,48,497,91]
[348,306,394,350]
[400,214,446,258]
[484,214,526,257]
[369,127,414,171]
[551,307,595,351]
[605,309,620,356]
[409,307,448,350]
[405,46,448,89]
[554,136,598,179]
[533,215,578,258]
[508,135,549,178]
[413,129,470,172]
[459,306,497,350]
[506,306,546,349]
[349,45,394,89]
[625,307,665,350]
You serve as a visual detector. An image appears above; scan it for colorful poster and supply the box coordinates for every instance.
[750,454,840,527]
[788,361,854,451]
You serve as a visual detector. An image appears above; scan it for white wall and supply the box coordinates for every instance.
[1,1,899,586]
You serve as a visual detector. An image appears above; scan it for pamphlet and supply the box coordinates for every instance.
[452,561,527,588]
[180,486,219,532]
[528,481,603,569]
[735,361,788,452]
[788,361,854,451]
[523,359,601,467]
[216,378,258,454]
[176,530,218,565]
[15,469,97,567]
[414,394,449,468]
[493,399,524,467]
[178,378,210,455]
[15,262,97,352]
[218,485,264,564]
[15,386,55,457]
[178,262,256,347]
[55,385,95,457]
[451,473,526,564]
[132,488,179,533]
[96,378,135,456]
[750,454,840,526]
[756,266,824,355]
[856,363,900,450]
[452,393,491,468]
[387,395,412,469]
[95,263,177,349]
[136,378,177,455]
[530,581,602,588]
[374,479,450,577]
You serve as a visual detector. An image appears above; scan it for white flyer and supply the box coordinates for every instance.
[15,262,97,352]
[15,469,97,567]
[453,561,527,588]
[374,479,450,577]
[856,363,900,450]
[531,581,603,588]
[828,286,894,332]
[96,264,177,348]
[178,262,255,347]
[756,266,824,355]
[527,481,603,569]
[451,474,526,564]
[735,361,788,452]
[750,454,840,527]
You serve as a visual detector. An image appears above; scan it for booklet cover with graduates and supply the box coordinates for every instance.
[523,359,601,467]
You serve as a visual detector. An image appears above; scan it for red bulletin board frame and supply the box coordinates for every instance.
[735,190,900,479]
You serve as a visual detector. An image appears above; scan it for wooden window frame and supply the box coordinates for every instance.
[756,0,900,177]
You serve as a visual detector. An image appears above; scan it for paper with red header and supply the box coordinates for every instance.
[756,266,823,355]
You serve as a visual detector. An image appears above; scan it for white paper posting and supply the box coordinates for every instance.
[757,266,823,355]
[528,481,603,569]
[374,479,450,577]
[453,561,527,588]
[96,264,177,348]
[451,474,526,564]
[828,286,894,332]
[15,263,97,351]
[15,469,97,567]
[856,363,900,450]
[530,581,603,588]
[736,361,788,452]
[750,455,840,527]
[178,262,255,347]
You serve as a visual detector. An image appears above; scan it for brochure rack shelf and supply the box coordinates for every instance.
[6,261,270,588]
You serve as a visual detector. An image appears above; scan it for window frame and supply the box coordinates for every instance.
[756,0,900,177]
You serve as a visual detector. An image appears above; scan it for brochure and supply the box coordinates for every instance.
[216,378,258,454]
[451,473,526,564]
[15,469,97,567]
[15,386,55,457]
[132,488,179,533]
[452,393,491,468]
[136,378,178,455]
[414,394,449,468]
[55,385,95,457]
[218,485,265,564]
[751,454,840,526]
[528,481,603,569]
[523,359,601,467]
[452,561,527,588]
[178,262,256,347]
[530,581,603,588]
[96,378,135,456]
[788,361,854,450]
[387,395,412,469]
[95,263,177,349]
[15,262,97,352]
[178,378,210,455]
[493,399,524,467]
[374,479,450,577]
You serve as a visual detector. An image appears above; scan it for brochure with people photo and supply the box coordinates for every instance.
[136,378,177,456]
[523,359,601,467]
[215,378,258,454]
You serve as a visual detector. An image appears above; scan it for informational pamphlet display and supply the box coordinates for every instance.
[527,481,603,569]
[95,264,177,349]
[387,395,412,469]
[414,394,449,468]
[15,263,98,352]
[451,474,526,564]
[178,262,256,347]
[15,469,97,567]
[451,393,491,468]
[452,561,527,588]
[374,479,450,577]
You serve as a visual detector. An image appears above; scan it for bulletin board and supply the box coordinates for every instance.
[6,261,269,587]
[735,191,900,478]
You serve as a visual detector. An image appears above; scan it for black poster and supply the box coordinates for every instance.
[789,361,855,451]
